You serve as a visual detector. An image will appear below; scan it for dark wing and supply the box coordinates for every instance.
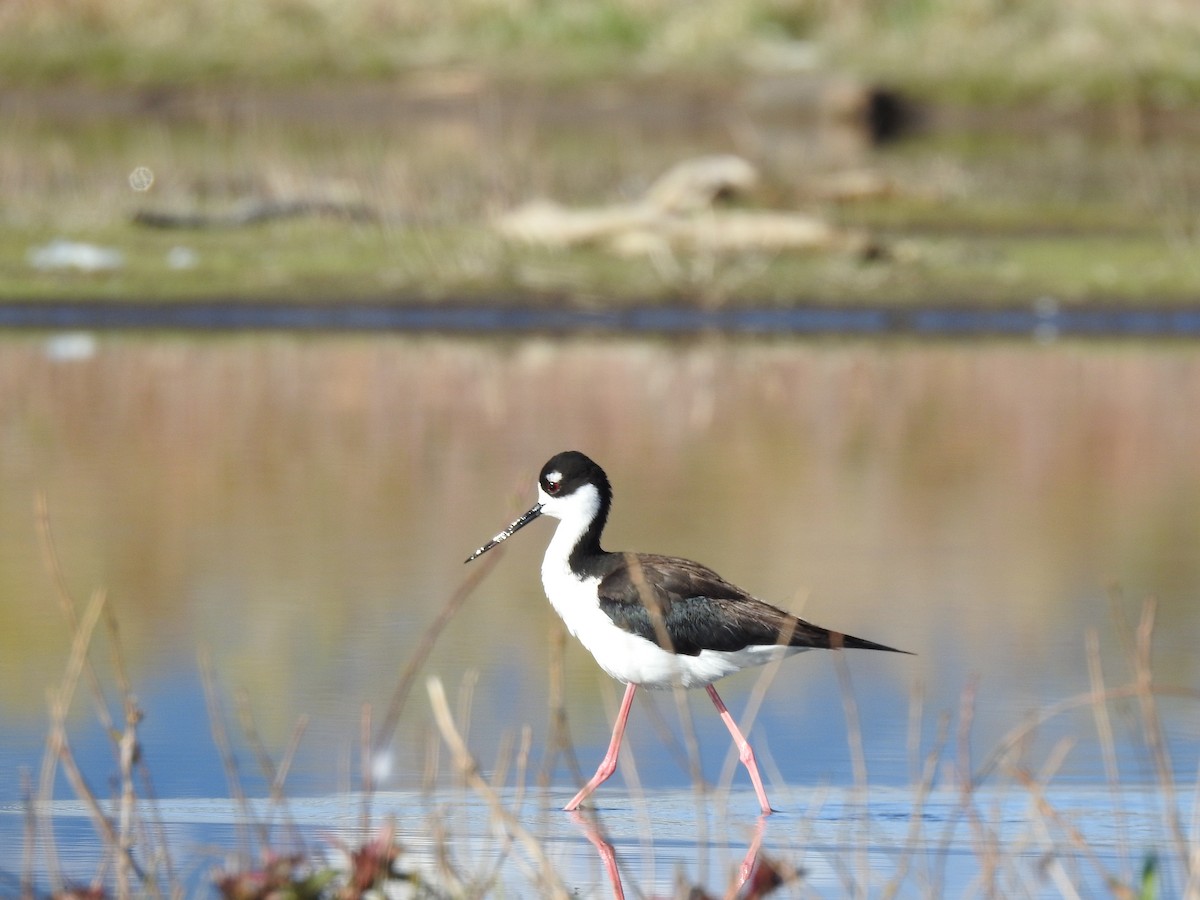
[596,553,908,656]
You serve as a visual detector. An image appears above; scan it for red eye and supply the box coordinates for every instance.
[546,479,561,495]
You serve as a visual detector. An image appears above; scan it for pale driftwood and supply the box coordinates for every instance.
[658,210,838,250]
[641,154,758,214]
[496,154,856,255]
[494,199,661,248]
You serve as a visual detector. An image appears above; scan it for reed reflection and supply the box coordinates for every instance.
[1,334,1198,795]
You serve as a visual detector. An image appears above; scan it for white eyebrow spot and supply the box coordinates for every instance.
[546,470,562,483]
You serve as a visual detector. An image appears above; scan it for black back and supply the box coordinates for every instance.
[595,552,907,657]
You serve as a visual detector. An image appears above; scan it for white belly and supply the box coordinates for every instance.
[541,551,805,688]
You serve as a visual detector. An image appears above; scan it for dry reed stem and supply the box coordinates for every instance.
[489,727,516,792]
[608,689,660,886]
[34,496,172,895]
[43,589,150,892]
[198,645,263,859]
[1188,768,1200,900]
[610,557,678,884]
[38,587,105,885]
[880,707,951,900]
[472,725,539,895]
[358,703,373,838]
[669,680,706,805]
[422,725,441,791]
[372,547,501,756]
[493,727,540,895]
[970,599,1199,893]
[426,675,570,899]
[35,493,116,738]
[972,684,1200,787]
[34,695,64,887]
[455,669,479,755]
[1023,786,1084,899]
[46,501,170,897]
[21,769,36,899]
[538,620,584,789]
[32,496,99,892]
[232,689,309,854]
[1086,627,1133,886]
[833,650,869,794]
[626,552,707,805]
[1187,780,1200,900]
[512,724,533,810]
[96,586,144,899]
[1132,599,1190,867]
[425,814,460,895]
[635,686,692,782]
[930,676,988,895]
[276,716,309,837]
[1009,739,1118,896]
[235,691,308,806]
[832,649,869,899]
[115,693,140,896]
[1085,628,1120,786]
[906,680,926,786]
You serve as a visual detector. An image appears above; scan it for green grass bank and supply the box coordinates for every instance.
[6,0,1200,106]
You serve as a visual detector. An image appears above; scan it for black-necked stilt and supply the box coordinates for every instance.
[466,450,908,814]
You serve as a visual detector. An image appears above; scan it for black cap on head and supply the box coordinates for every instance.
[538,450,608,500]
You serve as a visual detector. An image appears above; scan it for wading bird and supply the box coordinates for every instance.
[466,450,907,813]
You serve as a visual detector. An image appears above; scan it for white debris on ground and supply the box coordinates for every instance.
[166,246,199,270]
[28,238,124,272]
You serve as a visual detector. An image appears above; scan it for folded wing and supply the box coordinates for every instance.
[596,553,908,656]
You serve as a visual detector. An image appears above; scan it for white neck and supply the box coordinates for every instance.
[539,482,603,571]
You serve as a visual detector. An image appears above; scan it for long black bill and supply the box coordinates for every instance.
[464,503,543,563]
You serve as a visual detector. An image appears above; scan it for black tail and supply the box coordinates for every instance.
[834,631,912,654]
[787,618,912,654]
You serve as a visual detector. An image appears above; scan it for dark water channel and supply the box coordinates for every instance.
[5,298,1200,336]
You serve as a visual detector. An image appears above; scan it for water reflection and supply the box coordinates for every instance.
[1,333,1198,814]
[570,808,778,899]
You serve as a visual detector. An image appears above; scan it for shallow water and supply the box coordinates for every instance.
[1,332,1198,894]
[3,784,1195,897]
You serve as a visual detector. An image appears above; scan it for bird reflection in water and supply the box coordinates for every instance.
[567,811,799,899]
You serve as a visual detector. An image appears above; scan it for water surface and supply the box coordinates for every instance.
[2,333,1198,893]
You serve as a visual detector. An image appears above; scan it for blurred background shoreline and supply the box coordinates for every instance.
[4,0,1200,310]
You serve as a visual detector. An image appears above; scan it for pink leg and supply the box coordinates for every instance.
[565,682,638,811]
[706,684,773,815]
